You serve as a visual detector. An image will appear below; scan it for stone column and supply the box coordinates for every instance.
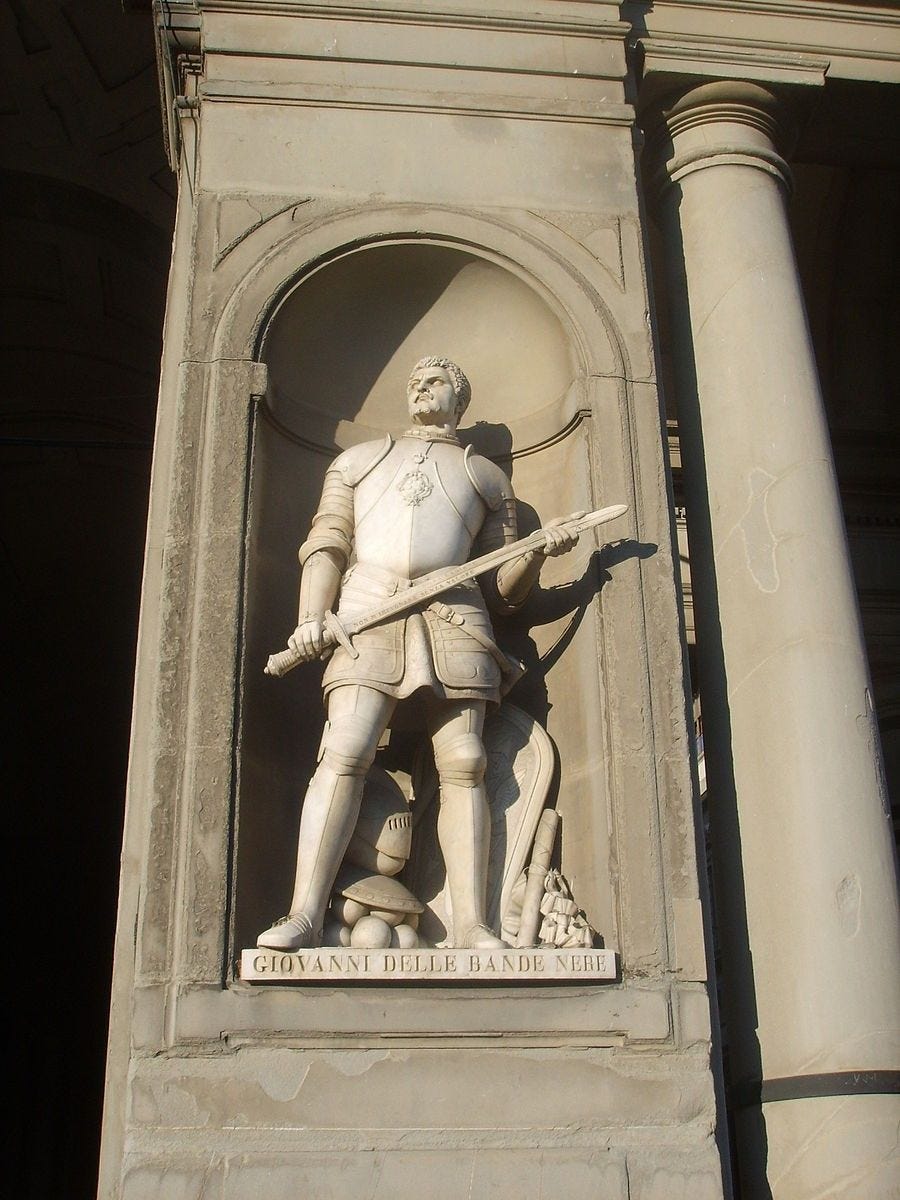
[646,80,900,1199]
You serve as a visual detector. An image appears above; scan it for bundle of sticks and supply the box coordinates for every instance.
[514,809,596,950]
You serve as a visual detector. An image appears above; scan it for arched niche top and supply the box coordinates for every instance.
[209,206,630,448]
[260,241,577,456]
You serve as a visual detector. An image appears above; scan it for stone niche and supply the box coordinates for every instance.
[236,239,619,960]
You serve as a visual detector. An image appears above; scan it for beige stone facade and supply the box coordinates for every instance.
[4,2,897,1197]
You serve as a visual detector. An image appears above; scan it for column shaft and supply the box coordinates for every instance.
[650,81,900,1199]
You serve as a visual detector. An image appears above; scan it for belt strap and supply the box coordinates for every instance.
[428,602,525,686]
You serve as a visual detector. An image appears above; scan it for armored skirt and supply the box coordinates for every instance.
[322,561,506,704]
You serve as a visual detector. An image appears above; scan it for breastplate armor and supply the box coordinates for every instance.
[353,437,486,579]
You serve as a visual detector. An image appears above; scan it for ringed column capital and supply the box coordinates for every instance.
[642,80,797,202]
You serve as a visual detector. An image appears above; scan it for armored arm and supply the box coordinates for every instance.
[296,470,353,622]
[493,509,580,608]
[465,449,549,613]
[289,470,354,660]
[478,496,536,614]
[289,436,393,660]
[470,452,578,612]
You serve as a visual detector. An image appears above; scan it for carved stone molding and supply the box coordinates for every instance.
[642,79,797,201]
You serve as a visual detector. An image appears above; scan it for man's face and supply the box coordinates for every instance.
[407,365,458,427]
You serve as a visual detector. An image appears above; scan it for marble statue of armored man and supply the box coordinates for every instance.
[257,357,578,951]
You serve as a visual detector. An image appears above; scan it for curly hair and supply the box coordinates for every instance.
[409,356,471,419]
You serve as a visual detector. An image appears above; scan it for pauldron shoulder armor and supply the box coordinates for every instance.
[332,434,393,486]
[463,445,514,511]
[298,435,393,568]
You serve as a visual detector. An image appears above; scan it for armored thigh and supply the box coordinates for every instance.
[319,685,396,776]
[322,564,407,693]
[423,582,502,693]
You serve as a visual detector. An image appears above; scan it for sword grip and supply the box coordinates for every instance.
[264,626,337,677]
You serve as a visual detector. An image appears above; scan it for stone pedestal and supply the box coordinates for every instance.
[98,6,722,1197]
[647,80,900,1199]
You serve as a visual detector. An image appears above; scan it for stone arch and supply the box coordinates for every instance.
[210,204,629,383]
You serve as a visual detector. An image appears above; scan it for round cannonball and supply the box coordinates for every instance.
[350,915,393,949]
[331,896,368,927]
[369,908,404,927]
[390,924,419,949]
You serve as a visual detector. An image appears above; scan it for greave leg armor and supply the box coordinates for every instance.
[288,762,365,933]
[257,685,396,950]
[430,700,506,949]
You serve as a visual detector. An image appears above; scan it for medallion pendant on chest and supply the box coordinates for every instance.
[397,444,435,507]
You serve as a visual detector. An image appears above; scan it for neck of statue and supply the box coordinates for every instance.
[403,424,460,444]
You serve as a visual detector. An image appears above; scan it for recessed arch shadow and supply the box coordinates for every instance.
[259,240,577,452]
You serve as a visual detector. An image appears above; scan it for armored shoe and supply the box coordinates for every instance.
[257,912,317,950]
[461,924,507,950]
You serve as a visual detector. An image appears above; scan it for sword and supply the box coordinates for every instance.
[264,503,628,677]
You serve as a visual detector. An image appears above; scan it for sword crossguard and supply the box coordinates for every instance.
[324,610,358,658]
[263,610,356,677]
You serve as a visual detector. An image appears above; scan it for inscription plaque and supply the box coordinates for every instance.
[241,946,617,983]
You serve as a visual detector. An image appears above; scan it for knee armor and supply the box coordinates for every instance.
[433,732,487,787]
[320,714,381,776]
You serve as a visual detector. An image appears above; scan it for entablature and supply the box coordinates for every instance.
[623,0,900,86]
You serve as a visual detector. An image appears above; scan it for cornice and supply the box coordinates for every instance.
[627,0,899,24]
[154,3,202,168]
[640,38,829,91]
[198,81,634,126]
[185,1,627,36]
[153,0,634,158]
[625,0,900,85]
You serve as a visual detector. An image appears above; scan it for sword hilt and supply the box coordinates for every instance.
[263,611,353,677]
[264,646,306,677]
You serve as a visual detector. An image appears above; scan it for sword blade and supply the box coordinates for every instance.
[344,503,627,635]
[265,503,627,676]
